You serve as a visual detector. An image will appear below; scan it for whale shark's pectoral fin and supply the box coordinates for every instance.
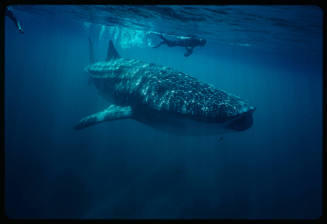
[74,105,133,130]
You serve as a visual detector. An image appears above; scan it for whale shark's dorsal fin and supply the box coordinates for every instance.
[88,37,95,63]
[106,40,120,61]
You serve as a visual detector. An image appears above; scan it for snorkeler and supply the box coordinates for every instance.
[5,7,24,33]
[153,34,206,57]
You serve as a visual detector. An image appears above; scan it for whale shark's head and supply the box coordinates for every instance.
[208,93,255,132]
[226,106,255,131]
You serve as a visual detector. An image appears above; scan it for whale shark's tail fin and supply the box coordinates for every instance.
[106,40,120,61]
[88,37,95,63]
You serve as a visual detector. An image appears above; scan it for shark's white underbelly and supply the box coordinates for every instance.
[134,112,234,136]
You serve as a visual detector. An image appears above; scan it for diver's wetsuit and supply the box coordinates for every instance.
[153,34,206,57]
[5,8,24,33]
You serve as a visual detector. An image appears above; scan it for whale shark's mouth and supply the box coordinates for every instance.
[227,107,255,131]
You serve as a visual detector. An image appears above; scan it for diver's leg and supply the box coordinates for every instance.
[166,42,174,47]
[16,21,23,33]
[5,8,24,33]
[152,41,164,48]
[153,34,168,48]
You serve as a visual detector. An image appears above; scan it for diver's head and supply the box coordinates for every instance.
[199,38,207,46]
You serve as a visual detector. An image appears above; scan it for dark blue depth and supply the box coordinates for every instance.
[4,5,323,219]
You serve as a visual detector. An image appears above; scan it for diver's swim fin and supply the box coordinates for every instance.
[184,47,194,57]
[74,105,133,130]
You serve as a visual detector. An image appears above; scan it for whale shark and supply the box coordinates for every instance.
[74,39,255,135]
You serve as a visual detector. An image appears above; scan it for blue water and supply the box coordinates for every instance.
[4,5,323,219]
